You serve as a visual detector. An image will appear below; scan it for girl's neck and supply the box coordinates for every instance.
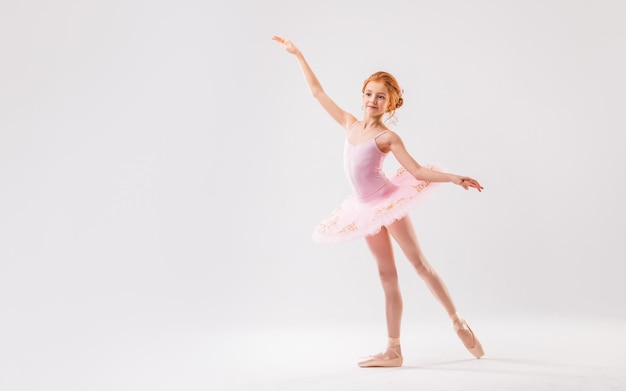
[361,114,386,130]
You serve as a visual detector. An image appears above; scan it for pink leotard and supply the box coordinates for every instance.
[344,128,398,203]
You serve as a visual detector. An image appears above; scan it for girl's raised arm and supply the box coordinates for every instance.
[272,35,356,130]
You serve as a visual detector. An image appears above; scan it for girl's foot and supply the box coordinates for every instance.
[451,313,485,359]
[358,337,403,367]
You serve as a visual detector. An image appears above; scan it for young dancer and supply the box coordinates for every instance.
[272,35,485,367]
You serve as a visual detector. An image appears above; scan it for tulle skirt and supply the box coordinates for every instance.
[312,167,438,244]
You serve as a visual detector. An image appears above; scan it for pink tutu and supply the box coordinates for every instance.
[313,166,438,244]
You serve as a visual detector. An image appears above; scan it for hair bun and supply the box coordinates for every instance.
[396,97,404,109]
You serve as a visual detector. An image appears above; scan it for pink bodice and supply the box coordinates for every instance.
[344,131,398,203]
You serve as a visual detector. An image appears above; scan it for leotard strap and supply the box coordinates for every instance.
[374,130,390,139]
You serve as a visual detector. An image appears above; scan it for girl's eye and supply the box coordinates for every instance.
[378,95,385,99]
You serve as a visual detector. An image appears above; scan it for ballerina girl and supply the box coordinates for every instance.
[273,35,485,367]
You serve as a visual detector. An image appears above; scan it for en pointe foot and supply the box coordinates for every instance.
[451,314,484,359]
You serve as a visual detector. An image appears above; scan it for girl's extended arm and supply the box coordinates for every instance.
[272,35,356,129]
[384,131,483,191]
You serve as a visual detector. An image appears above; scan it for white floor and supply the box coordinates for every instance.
[1,316,624,390]
[220,317,626,391]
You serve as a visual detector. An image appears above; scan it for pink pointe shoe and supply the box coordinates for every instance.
[358,338,403,368]
[452,313,485,359]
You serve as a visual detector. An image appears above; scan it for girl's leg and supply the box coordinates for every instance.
[386,216,457,316]
[365,226,402,339]
[387,216,483,357]
[358,227,403,366]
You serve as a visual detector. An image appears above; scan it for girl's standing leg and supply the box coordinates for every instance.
[387,216,484,358]
[358,227,403,366]
[365,227,402,339]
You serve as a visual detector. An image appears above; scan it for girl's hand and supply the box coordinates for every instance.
[453,175,484,192]
[272,35,300,55]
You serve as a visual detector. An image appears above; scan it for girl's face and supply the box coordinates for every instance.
[362,81,390,116]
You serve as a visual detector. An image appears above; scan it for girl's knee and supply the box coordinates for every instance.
[377,268,399,285]
[409,256,432,277]
[414,264,432,277]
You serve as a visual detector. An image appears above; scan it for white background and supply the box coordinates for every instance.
[1,1,625,389]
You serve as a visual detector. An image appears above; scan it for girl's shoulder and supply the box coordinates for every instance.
[374,129,403,149]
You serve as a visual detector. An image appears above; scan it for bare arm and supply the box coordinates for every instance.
[380,131,484,191]
[272,35,356,130]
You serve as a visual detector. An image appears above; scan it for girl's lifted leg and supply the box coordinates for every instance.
[388,216,484,358]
